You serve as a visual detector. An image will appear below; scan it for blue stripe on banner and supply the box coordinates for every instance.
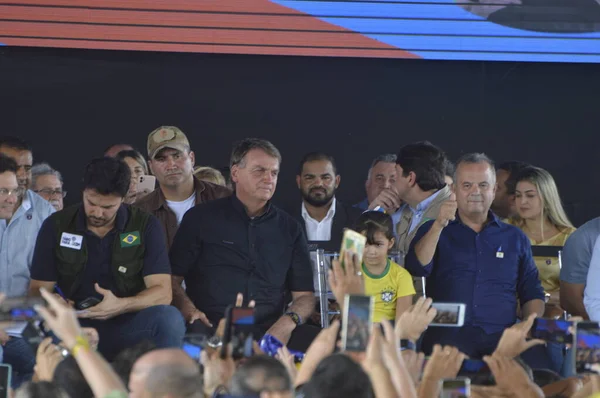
[271,0,600,62]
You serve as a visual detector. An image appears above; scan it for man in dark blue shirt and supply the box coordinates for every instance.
[29,157,185,360]
[404,153,545,358]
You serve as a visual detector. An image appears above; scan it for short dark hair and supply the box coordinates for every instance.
[444,159,455,178]
[53,356,94,398]
[82,157,131,198]
[396,142,446,191]
[0,136,33,153]
[0,153,18,175]
[15,382,69,398]
[112,340,157,384]
[230,355,292,396]
[353,211,395,244]
[230,138,281,169]
[497,160,531,195]
[298,152,337,175]
[455,153,495,183]
[302,354,374,398]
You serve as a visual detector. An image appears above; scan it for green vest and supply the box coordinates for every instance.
[53,205,149,299]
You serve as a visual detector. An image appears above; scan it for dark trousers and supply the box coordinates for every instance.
[422,325,552,370]
[80,305,185,361]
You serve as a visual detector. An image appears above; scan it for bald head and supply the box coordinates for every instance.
[129,349,198,398]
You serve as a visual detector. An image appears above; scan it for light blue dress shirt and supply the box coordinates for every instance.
[408,189,443,233]
[584,235,600,322]
[0,190,55,297]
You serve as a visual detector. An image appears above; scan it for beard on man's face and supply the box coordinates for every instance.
[302,186,335,207]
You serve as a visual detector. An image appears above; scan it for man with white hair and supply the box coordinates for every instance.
[31,163,66,211]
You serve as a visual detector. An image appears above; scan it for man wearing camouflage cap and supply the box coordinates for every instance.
[135,126,230,249]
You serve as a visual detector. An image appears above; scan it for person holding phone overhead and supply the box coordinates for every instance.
[135,126,231,249]
[28,157,185,360]
[404,153,545,364]
[353,210,415,324]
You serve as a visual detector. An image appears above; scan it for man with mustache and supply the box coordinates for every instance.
[31,163,66,211]
[29,157,185,361]
[291,152,361,252]
[404,153,545,360]
[135,126,231,249]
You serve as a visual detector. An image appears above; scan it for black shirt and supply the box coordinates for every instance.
[170,195,314,327]
[31,205,171,303]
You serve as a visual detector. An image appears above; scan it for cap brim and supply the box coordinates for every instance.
[149,144,188,160]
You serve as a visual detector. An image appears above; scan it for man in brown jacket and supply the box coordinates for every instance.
[135,126,231,248]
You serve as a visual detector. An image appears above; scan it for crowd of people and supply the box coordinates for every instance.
[0,125,599,397]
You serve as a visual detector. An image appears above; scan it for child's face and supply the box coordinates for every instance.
[362,230,394,267]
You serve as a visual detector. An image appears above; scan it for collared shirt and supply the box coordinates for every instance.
[404,212,544,333]
[301,197,336,241]
[170,194,314,327]
[134,176,231,249]
[0,190,55,297]
[584,236,600,321]
[30,205,170,302]
[408,190,443,233]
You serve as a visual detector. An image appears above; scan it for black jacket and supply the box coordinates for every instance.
[288,199,363,253]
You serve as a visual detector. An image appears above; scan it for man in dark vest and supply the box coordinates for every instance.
[29,157,184,360]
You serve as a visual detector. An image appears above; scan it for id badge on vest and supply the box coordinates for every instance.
[60,232,83,250]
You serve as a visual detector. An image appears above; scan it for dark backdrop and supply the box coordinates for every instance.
[1,46,599,226]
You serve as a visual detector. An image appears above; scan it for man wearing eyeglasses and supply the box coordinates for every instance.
[0,149,54,388]
[31,163,66,211]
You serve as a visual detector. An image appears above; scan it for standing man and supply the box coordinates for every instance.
[291,152,361,251]
[170,138,315,347]
[31,163,66,211]
[29,157,184,360]
[404,153,545,357]
[135,126,230,248]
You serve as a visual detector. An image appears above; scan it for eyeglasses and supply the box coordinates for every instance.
[0,188,24,198]
[34,189,67,198]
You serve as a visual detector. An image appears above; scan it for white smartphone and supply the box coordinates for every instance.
[138,175,156,193]
[440,377,470,398]
[430,303,466,327]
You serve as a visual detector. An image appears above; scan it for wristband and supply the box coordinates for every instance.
[400,339,416,351]
[70,335,90,357]
[285,311,302,326]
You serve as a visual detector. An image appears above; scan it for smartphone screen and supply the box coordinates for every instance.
[441,378,470,398]
[0,365,11,398]
[531,318,573,344]
[339,229,367,271]
[222,307,255,359]
[576,321,600,373]
[0,297,43,322]
[430,303,465,327]
[342,295,373,352]
[460,359,489,374]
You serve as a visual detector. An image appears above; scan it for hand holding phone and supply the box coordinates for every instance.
[531,318,573,344]
[137,175,156,194]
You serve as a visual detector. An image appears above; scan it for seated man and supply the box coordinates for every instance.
[404,153,545,359]
[170,138,315,348]
[29,157,185,360]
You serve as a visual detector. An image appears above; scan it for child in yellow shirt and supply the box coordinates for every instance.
[353,211,415,323]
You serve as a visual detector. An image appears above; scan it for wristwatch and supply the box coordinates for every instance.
[207,335,223,349]
[285,311,302,326]
[400,339,416,351]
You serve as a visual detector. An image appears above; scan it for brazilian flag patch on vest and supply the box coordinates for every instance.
[120,231,141,248]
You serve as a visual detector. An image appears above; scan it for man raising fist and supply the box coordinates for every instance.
[404,153,545,360]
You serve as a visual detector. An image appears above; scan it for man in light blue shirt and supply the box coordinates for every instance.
[583,234,600,321]
[0,138,55,387]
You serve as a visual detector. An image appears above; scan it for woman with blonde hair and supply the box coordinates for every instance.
[116,149,150,204]
[510,166,576,375]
